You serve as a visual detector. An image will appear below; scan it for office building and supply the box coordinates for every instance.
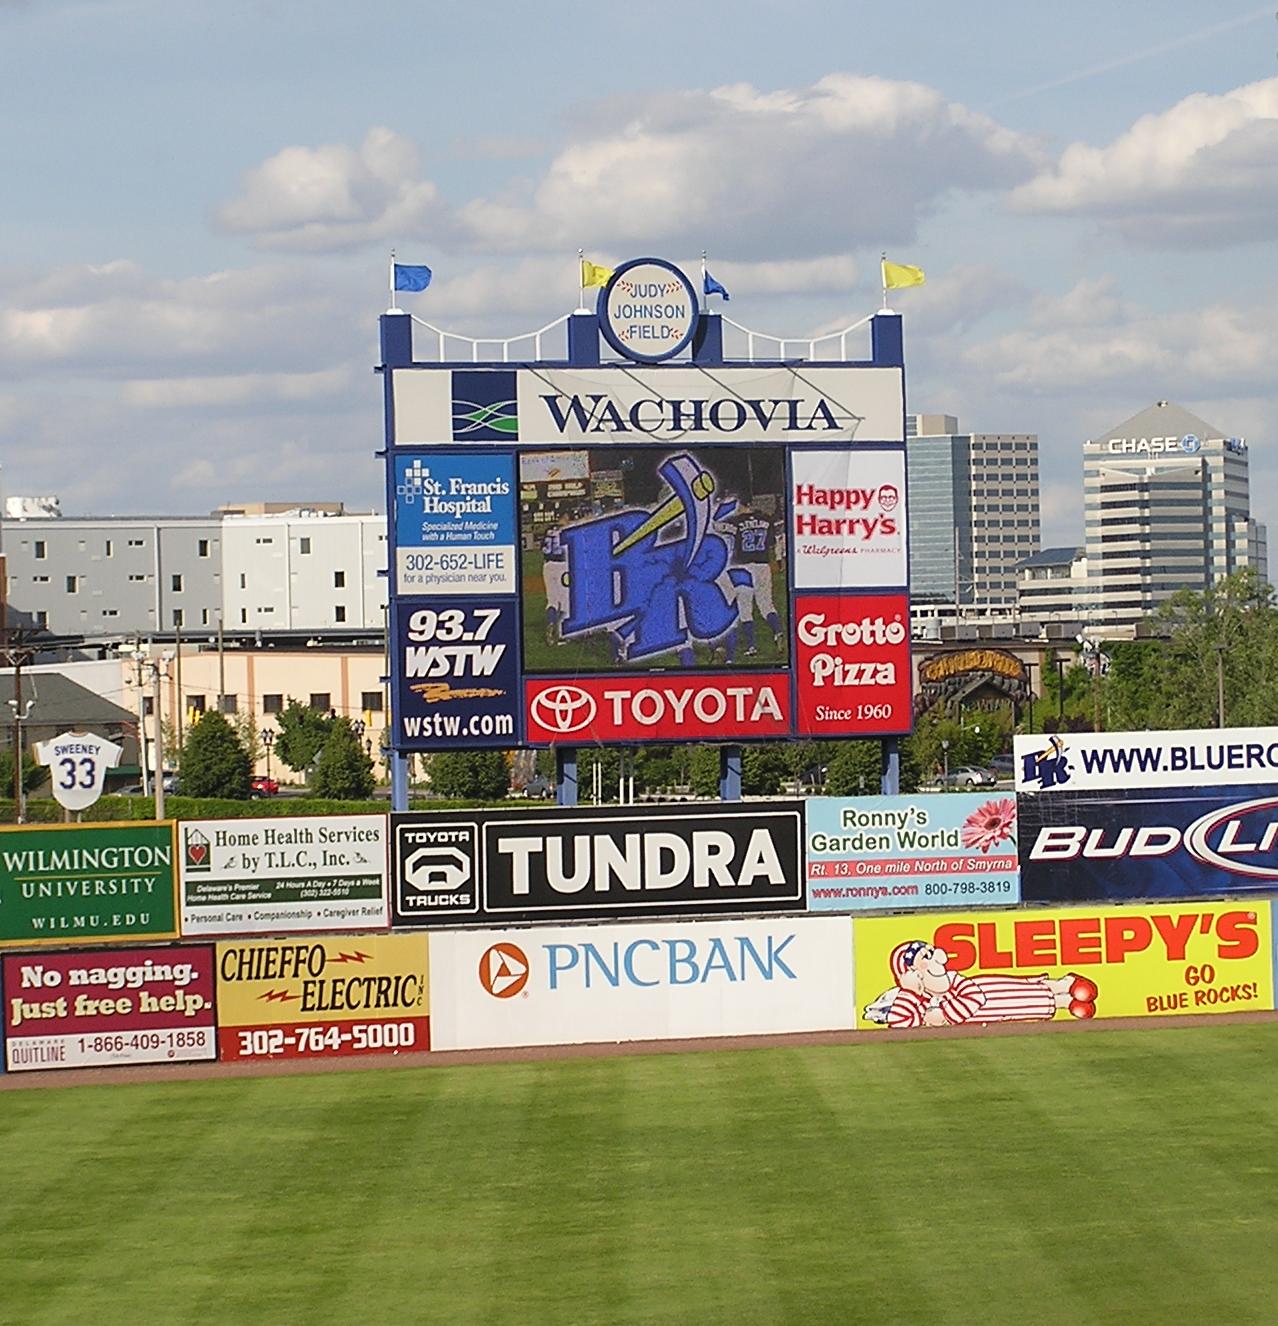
[906,414,1041,625]
[1083,401,1267,631]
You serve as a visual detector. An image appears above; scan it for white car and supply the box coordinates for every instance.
[938,765,995,788]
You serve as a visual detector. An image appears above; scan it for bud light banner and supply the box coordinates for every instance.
[1018,782,1278,903]
[428,914,856,1050]
[807,794,1020,911]
[393,599,521,749]
[391,802,804,928]
[521,444,789,674]
[393,450,517,596]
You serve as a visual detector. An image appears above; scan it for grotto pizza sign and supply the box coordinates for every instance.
[914,648,1030,715]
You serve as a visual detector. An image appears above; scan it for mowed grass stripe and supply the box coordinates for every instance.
[0,1026,1276,1325]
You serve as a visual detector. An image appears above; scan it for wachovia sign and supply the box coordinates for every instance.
[1018,782,1278,903]
[391,802,804,927]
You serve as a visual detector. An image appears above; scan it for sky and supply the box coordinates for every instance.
[1,0,1275,546]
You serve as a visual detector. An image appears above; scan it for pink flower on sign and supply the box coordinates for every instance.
[961,797,1017,852]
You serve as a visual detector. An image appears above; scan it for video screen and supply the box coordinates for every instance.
[519,446,789,673]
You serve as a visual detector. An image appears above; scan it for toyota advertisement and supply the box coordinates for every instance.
[390,802,805,928]
[385,358,910,750]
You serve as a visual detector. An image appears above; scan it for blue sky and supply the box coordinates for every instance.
[2,0,1275,545]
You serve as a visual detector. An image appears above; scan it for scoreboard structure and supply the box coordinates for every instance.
[378,257,912,805]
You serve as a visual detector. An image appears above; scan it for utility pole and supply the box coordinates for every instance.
[152,659,166,820]
[216,611,226,713]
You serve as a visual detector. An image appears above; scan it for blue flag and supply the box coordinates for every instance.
[394,263,433,293]
[703,269,730,300]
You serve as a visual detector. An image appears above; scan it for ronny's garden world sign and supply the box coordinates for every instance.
[0,823,178,946]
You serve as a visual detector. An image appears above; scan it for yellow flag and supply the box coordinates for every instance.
[581,258,614,288]
[882,259,925,289]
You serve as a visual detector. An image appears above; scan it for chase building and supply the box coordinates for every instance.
[1083,401,1266,631]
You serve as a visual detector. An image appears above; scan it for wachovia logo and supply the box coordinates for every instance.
[451,370,518,441]
[530,685,597,734]
[479,943,529,998]
[559,452,741,659]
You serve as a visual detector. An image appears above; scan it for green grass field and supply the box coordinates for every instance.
[3,1025,1277,1324]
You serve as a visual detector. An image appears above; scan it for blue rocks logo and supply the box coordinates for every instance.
[561,452,741,661]
[1022,736,1072,789]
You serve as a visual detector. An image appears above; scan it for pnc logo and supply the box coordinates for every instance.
[479,943,529,998]
[530,684,597,734]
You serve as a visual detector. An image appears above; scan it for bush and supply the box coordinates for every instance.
[180,711,251,800]
[312,719,376,801]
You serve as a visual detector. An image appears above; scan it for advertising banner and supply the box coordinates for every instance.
[393,600,521,748]
[178,815,388,936]
[1017,782,1278,903]
[215,933,429,1062]
[393,450,517,595]
[0,822,177,947]
[391,802,805,928]
[429,914,856,1050]
[853,901,1273,1029]
[790,448,907,590]
[520,444,789,675]
[3,945,216,1072]
[392,365,907,446]
[525,673,791,744]
[793,592,912,736]
[807,794,1020,912]
[1014,726,1278,793]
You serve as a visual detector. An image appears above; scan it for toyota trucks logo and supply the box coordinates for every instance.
[479,942,530,998]
[530,685,597,734]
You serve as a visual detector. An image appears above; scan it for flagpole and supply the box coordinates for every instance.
[577,247,586,311]
[879,250,890,313]
[701,250,708,314]
[389,248,400,313]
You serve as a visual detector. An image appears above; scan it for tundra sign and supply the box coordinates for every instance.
[390,802,805,927]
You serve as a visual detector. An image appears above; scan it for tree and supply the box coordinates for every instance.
[179,711,251,799]
[424,750,510,800]
[273,698,335,776]
[825,741,881,796]
[0,748,44,797]
[311,718,377,800]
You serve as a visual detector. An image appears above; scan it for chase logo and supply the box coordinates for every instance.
[1179,434,1201,454]
[452,370,518,441]
[1021,735,1072,790]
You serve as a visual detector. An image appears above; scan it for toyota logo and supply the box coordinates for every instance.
[530,685,597,734]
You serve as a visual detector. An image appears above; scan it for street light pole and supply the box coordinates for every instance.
[1054,657,1067,723]
[261,727,275,780]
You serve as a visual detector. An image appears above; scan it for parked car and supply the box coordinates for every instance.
[937,765,996,789]
[250,775,280,798]
[118,773,179,795]
[988,754,1016,779]
[514,775,554,799]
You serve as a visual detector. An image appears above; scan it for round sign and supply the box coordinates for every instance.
[598,258,699,363]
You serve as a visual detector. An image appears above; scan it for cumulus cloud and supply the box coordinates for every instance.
[1012,77,1278,246]
[216,127,446,252]
[215,76,1042,259]
[958,277,1278,394]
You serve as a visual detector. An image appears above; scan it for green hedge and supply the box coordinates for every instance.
[0,795,549,824]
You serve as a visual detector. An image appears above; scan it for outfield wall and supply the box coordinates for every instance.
[4,776,1278,1076]
[4,898,1276,1073]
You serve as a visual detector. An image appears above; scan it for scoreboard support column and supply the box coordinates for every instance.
[719,746,742,801]
[556,748,579,806]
